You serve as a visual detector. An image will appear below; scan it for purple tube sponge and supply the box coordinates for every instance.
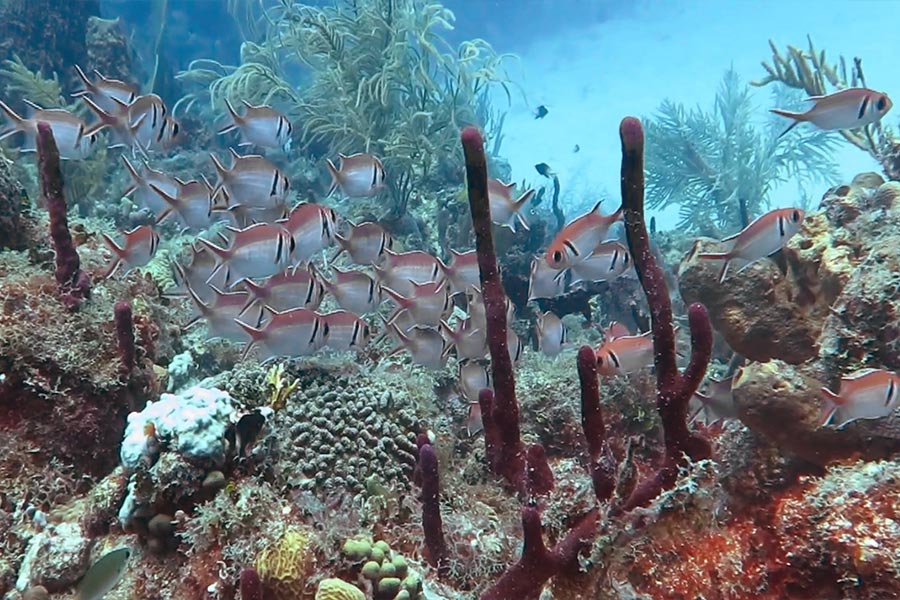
[114,301,136,376]
[616,117,713,513]
[36,121,90,310]
[239,567,263,600]
[417,441,449,575]
[461,126,525,489]
[480,506,598,600]
[524,443,554,498]
[577,345,616,502]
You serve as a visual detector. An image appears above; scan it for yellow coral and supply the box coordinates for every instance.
[256,527,317,599]
[265,363,298,410]
[315,579,365,600]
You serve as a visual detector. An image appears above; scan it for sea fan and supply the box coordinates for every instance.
[644,69,841,236]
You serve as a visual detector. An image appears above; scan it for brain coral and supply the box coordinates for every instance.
[315,578,365,600]
[256,527,317,600]
[269,365,423,495]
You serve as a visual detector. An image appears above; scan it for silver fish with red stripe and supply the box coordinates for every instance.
[187,284,261,343]
[321,310,372,352]
[383,279,452,328]
[487,178,534,232]
[697,208,805,283]
[326,153,386,198]
[320,267,383,315]
[333,221,394,265]
[374,250,445,297]
[387,323,452,370]
[281,202,338,264]
[219,99,292,151]
[527,256,566,301]
[151,178,217,231]
[441,249,480,294]
[536,311,567,357]
[0,100,101,160]
[237,306,326,362]
[566,241,631,287]
[72,65,137,114]
[101,224,160,279]
[199,222,295,285]
[241,264,324,313]
[210,148,290,209]
[546,201,623,270]
[122,156,183,218]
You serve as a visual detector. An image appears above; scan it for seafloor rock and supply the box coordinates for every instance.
[774,459,900,599]
[731,361,900,465]
[0,154,31,252]
[15,522,90,593]
[85,17,135,86]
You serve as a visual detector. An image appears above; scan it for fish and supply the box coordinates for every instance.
[72,65,137,114]
[466,286,515,332]
[320,267,383,315]
[820,368,900,427]
[458,360,491,436]
[487,179,534,232]
[82,93,176,154]
[241,264,324,313]
[321,310,372,352]
[237,306,326,361]
[697,208,805,283]
[168,245,228,302]
[566,241,631,286]
[383,279,452,328]
[534,162,555,178]
[198,222,295,285]
[771,87,892,138]
[527,256,567,301]
[215,202,289,229]
[333,221,394,265]
[374,250,445,297]
[387,323,452,370]
[281,202,338,264]
[101,225,160,278]
[690,376,738,424]
[121,156,183,218]
[458,359,491,402]
[441,249,480,294]
[326,153,386,198]
[573,144,580,153]
[0,100,101,160]
[536,311,567,357]
[441,319,487,361]
[186,284,260,343]
[594,330,653,377]
[151,178,217,231]
[210,149,290,209]
[602,321,632,342]
[219,99,292,151]
[507,329,524,365]
[545,201,623,270]
[533,105,549,119]
[76,547,130,600]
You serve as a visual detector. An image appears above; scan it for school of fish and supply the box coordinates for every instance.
[1,66,896,449]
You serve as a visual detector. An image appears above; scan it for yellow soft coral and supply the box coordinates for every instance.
[256,527,317,599]
[314,579,365,600]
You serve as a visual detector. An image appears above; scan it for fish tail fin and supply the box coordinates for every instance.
[818,387,843,426]
[100,232,125,279]
[121,155,141,197]
[148,183,178,225]
[234,319,265,360]
[185,284,211,324]
[71,64,94,97]
[0,99,24,140]
[770,109,807,139]
[325,158,341,196]
[196,238,229,264]
[217,99,241,135]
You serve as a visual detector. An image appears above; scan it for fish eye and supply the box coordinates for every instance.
[552,250,562,263]
[323,323,330,337]
[172,123,180,136]
[596,355,603,366]
[791,210,800,223]
[878,96,888,111]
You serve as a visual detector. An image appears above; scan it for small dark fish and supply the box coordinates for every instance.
[533,105,549,119]
[573,144,580,153]
[534,162,555,178]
